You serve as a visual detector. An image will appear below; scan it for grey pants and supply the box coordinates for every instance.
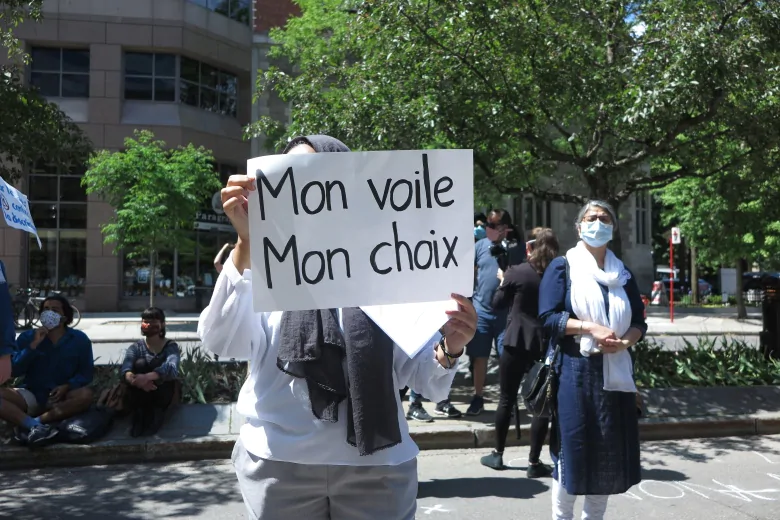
[232,438,418,520]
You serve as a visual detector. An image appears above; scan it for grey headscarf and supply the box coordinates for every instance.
[276,135,401,456]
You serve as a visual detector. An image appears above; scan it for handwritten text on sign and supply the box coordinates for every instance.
[247,149,474,311]
[0,177,41,248]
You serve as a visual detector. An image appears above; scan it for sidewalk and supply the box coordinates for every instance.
[65,314,763,344]
[3,384,779,470]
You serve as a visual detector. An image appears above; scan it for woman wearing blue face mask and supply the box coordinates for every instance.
[538,200,646,520]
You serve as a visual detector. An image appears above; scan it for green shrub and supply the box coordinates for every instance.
[634,337,780,388]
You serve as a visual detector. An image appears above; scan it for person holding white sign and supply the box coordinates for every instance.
[198,135,477,520]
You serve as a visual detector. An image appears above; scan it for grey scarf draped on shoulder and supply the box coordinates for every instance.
[277,135,401,456]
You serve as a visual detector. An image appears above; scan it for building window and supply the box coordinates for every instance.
[188,0,251,25]
[635,192,650,245]
[123,53,238,117]
[28,165,88,296]
[180,57,238,117]
[124,52,177,102]
[29,47,90,98]
[516,196,551,232]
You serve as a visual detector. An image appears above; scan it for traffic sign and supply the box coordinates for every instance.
[671,227,681,245]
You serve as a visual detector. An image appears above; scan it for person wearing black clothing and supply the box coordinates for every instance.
[480,228,559,478]
[121,307,180,437]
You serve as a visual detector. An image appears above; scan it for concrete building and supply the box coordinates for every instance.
[4,0,254,312]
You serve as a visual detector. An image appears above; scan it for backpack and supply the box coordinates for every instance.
[55,406,115,444]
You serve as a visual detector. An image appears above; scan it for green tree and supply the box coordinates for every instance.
[248,0,780,252]
[0,0,93,182]
[659,152,780,319]
[82,131,221,306]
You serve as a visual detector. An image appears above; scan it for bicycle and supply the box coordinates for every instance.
[12,288,81,329]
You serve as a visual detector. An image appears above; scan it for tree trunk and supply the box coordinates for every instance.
[149,250,156,308]
[735,257,746,320]
[691,247,698,305]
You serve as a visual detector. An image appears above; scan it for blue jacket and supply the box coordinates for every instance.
[0,261,16,357]
[13,328,94,407]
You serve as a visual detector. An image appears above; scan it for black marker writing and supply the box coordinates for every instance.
[369,222,460,274]
[256,167,348,221]
[366,153,455,211]
[263,235,351,288]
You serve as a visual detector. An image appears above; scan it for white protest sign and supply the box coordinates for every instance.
[0,178,41,248]
[247,149,474,312]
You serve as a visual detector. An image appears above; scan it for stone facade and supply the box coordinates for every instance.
[7,0,253,312]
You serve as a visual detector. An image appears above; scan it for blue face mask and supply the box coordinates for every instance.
[580,220,613,247]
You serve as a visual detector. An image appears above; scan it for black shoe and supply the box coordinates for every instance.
[27,424,58,446]
[480,450,504,470]
[527,461,553,479]
[144,408,166,436]
[406,404,434,422]
[130,409,146,438]
[434,401,463,418]
[12,427,28,445]
[465,395,484,416]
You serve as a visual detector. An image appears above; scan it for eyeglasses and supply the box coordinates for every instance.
[582,214,613,224]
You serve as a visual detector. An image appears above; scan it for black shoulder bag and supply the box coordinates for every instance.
[520,257,570,419]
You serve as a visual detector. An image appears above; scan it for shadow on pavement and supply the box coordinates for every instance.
[641,467,690,482]
[0,461,241,520]
[418,476,549,499]
[641,435,780,466]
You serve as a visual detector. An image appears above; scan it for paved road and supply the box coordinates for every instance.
[1,435,779,519]
[89,335,762,365]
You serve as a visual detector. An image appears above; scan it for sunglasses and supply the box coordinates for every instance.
[485,222,506,230]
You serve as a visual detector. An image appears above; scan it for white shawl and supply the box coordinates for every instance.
[566,241,637,393]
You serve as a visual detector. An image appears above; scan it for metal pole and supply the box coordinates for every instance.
[670,237,674,323]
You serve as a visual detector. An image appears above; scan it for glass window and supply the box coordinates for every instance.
[123,52,177,102]
[59,177,87,202]
[30,47,90,98]
[180,57,200,83]
[125,77,153,100]
[187,0,250,25]
[29,231,58,295]
[180,80,199,107]
[58,231,87,296]
[125,52,153,75]
[62,50,90,73]
[635,192,649,245]
[30,203,58,229]
[200,87,218,112]
[29,176,59,202]
[29,72,60,97]
[59,204,88,229]
[27,166,88,293]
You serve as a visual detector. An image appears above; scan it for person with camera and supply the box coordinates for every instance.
[480,227,557,477]
[465,209,524,415]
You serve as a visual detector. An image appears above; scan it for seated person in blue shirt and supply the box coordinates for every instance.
[0,260,16,384]
[0,294,94,445]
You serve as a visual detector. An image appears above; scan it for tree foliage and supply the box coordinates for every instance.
[248,0,780,209]
[0,0,93,182]
[82,131,221,305]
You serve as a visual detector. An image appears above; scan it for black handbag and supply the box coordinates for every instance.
[520,257,569,418]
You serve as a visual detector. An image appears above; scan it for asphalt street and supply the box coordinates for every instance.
[1,435,779,520]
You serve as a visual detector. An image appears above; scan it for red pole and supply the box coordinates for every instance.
[669,236,674,323]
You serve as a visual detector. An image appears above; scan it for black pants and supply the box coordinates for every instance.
[495,346,549,461]
[126,358,176,411]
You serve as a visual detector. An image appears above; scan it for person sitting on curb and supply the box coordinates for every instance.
[0,260,16,385]
[0,294,94,446]
[121,307,181,437]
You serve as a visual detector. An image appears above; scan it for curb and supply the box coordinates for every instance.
[3,414,780,470]
[88,333,762,344]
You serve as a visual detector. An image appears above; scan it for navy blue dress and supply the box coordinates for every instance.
[538,256,646,496]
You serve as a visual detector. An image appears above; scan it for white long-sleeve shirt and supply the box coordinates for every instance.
[197,256,459,466]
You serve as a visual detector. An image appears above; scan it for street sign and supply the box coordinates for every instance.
[671,227,681,245]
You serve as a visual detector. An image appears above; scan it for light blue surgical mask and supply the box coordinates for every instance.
[579,220,613,247]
